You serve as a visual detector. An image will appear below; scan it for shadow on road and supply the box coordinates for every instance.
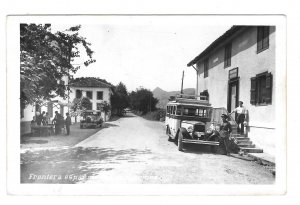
[108,114,136,122]
[21,147,152,184]
[22,140,49,144]
[102,123,119,128]
[180,144,221,155]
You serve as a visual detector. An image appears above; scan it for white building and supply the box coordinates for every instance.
[20,76,70,135]
[69,77,114,122]
[187,26,276,155]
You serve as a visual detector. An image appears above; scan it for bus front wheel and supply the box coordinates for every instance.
[178,131,184,151]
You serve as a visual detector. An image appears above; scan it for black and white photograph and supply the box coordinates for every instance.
[6,14,286,195]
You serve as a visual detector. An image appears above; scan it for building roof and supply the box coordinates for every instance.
[69,77,114,88]
[187,26,248,67]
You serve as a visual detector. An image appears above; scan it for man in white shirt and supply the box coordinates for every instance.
[230,101,247,134]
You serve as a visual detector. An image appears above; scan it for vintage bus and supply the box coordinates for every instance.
[165,94,220,151]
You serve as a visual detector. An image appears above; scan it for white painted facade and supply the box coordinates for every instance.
[189,26,276,155]
[69,86,113,122]
[21,76,70,135]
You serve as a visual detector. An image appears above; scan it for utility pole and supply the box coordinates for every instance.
[181,70,184,95]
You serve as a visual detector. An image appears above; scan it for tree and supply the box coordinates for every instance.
[99,101,111,121]
[129,87,158,114]
[20,24,96,107]
[70,97,92,122]
[111,82,129,115]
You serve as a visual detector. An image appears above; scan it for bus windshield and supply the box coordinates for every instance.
[182,107,209,117]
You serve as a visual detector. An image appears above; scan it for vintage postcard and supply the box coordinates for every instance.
[6,15,286,195]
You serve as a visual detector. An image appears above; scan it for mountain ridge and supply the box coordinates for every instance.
[153,87,195,109]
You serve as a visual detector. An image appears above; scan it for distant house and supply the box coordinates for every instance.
[187,26,276,155]
[69,77,114,122]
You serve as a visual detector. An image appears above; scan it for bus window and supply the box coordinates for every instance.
[183,108,197,116]
[170,106,173,115]
[172,106,176,115]
[166,106,169,114]
[197,109,208,117]
[176,106,182,115]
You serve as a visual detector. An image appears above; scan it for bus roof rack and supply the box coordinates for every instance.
[169,94,209,105]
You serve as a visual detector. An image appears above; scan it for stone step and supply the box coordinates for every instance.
[240,147,263,153]
[238,144,256,148]
[237,139,251,143]
[232,133,246,137]
[237,141,252,145]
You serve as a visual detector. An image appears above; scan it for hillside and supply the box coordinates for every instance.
[153,87,195,109]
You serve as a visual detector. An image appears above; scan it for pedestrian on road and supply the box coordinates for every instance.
[65,113,71,135]
[36,111,43,126]
[219,114,232,155]
[230,101,247,134]
[52,111,60,135]
[44,112,51,125]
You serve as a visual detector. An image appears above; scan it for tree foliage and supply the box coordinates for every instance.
[111,82,130,115]
[129,87,158,114]
[70,97,92,117]
[20,24,96,107]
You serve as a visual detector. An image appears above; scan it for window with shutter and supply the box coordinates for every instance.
[204,58,209,78]
[257,26,270,53]
[224,43,232,68]
[250,77,257,105]
[250,72,273,105]
[265,73,273,104]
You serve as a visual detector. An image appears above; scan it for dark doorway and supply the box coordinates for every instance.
[227,79,239,113]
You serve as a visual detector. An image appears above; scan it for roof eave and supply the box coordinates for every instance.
[187,26,248,67]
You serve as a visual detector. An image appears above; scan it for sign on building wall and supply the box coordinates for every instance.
[229,67,239,80]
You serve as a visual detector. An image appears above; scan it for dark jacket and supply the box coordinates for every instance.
[65,116,71,126]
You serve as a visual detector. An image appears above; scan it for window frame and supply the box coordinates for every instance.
[86,91,93,100]
[204,58,209,78]
[76,90,82,98]
[250,71,272,106]
[97,91,104,100]
[224,43,232,68]
[257,26,270,53]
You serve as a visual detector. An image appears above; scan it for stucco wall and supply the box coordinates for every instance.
[69,87,111,110]
[195,26,276,155]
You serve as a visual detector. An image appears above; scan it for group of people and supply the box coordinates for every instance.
[207,101,248,155]
[31,111,72,135]
[31,111,51,126]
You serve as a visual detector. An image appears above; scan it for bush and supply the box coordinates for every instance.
[143,109,166,121]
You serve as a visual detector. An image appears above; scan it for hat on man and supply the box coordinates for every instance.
[221,114,229,119]
[239,101,243,104]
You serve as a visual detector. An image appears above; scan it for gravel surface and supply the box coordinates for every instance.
[21,113,275,184]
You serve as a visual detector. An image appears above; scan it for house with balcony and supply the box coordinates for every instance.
[187,26,276,156]
[69,77,114,122]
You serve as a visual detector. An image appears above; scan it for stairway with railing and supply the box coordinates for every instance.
[211,107,263,154]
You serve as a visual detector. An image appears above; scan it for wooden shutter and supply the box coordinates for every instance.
[265,73,273,104]
[250,77,257,105]
[257,27,263,51]
[262,26,269,49]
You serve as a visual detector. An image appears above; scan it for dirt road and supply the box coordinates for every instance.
[21,113,274,184]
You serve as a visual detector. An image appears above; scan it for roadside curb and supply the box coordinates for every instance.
[247,153,275,166]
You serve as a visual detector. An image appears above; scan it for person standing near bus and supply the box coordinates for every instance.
[219,114,232,155]
[230,101,247,134]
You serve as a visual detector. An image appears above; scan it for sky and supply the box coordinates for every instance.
[52,17,231,92]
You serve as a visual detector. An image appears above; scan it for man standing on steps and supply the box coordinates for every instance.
[230,101,248,134]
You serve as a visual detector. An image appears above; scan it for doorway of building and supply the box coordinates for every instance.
[227,79,239,113]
